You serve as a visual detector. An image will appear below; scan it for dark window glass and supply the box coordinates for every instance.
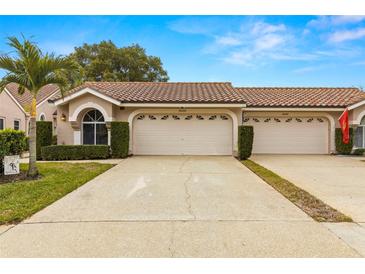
[83,124,95,145]
[14,120,20,130]
[355,127,364,148]
[0,118,4,130]
[96,124,108,145]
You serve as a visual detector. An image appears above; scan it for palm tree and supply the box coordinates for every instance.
[0,36,78,177]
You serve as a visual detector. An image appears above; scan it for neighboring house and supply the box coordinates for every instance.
[0,83,60,134]
[50,82,365,155]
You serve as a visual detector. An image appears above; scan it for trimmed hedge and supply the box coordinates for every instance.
[335,128,354,155]
[238,125,254,160]
[52,135,57,145]
[353,148,365,156]
[110,121,129,158]
[36,121,53,160]
[0,129,27,174]
[41,145,110,160]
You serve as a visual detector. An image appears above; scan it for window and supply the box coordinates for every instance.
[355,116,365,148]
[82,109,107,145]
[39,114,46,121]
[14,120,20,130]
[0,118,4,130]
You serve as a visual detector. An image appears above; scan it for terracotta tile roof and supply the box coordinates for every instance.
[236,87,365,108]
[5,83,60,111]
[54,82,246,104]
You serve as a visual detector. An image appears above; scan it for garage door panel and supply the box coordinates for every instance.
[133,114,233,155]
[244,117,329,154]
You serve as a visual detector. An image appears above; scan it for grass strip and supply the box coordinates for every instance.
[242,159,352,222]
[0,162,114,224]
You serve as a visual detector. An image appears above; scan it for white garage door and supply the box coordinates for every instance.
[243,116,329,154]
[133,113,233,155]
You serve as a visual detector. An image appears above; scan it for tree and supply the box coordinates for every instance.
[69,40,169,82]
[0,36,78,177]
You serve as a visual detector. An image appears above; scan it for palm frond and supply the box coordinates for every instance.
[0,78,11,92]
[41,74,69,95]
[1,36,78,97]
[0,55,19,73]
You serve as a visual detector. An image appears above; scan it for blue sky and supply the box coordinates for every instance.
[1,15,365,87]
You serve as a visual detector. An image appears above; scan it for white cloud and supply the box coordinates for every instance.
[254,33,285,51]
[292,65,330,74]
[308,16,365,29]
[222,51,254,65]
[251,22,286,35]
[328,28,365,43]
[331,16,365,25]
[215,35,242,46]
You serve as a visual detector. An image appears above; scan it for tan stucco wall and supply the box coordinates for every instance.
[350,104,365,125]
[36,100,58,134]
[36,101,57,122]
[56,104,73,145]
[55,93,242,155]
[69,93,113,122]
[0,91,27,131]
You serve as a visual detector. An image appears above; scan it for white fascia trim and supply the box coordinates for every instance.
[348,99,365,111]
[36,89,61,108]
[54,87,121,106]
[352,109,365,125]
[121,103,246,108]
[243,107,344,112]
[3,88,28,115]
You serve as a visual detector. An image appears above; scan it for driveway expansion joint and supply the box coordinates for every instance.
[183,172,196,220]
[168,222,176,257]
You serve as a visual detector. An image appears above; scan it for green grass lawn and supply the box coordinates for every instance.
[0,162,114,225]
[242,159,352,222]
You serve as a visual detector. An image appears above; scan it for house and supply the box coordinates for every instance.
[0,83,60,133]
[50,82,365,155]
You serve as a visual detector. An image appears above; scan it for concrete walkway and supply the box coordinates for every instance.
[252,154,365,257]
[0,156,360,257]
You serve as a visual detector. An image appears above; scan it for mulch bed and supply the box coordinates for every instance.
[0,171,37,184]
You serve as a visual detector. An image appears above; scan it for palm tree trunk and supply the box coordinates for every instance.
[27,97,38,177]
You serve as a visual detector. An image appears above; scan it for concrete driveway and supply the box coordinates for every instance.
[0,156,360,257]
[252,154,365,256]
[252,155,365,222]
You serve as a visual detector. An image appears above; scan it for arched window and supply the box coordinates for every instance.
[355,116,365,148]
[39,113,46,121]
[82,109,108,145]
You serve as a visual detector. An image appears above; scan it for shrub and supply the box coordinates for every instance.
[41,145,110,160]
[52,135,57,145]
[335,128,354,155]
[24,136,29,151]
[238,125,254,160]
[0,129,27,174]
[353,148,365,156]
[36,121,53,160]
[110,122,129,158]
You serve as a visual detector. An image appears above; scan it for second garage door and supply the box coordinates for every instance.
[243,116,329,154]
[133,113,233,155]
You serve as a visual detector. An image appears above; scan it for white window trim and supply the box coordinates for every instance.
[355,125,365,149]
[0,117,5,130]
[39,113,46,121]
[81,110,107,145]
[13,119,21,130]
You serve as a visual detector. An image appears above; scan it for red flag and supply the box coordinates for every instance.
[339,108,350,144]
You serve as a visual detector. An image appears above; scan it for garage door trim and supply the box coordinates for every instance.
[128,108,238,155]
[243,115,331,154]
